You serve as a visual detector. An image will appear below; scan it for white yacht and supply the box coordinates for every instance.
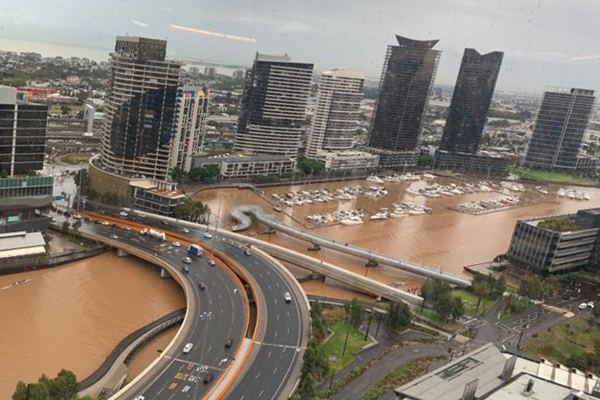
[340,216,364,226]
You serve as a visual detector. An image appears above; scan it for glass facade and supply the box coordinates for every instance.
[440,49,503,153]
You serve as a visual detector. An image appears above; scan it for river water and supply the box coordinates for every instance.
[194,176,600,292]
[0,253,185,400]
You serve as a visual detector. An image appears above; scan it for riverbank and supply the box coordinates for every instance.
[0,252,185,400]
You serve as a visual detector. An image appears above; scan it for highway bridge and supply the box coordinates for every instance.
[57,211,309,400]
[230,205,472,288]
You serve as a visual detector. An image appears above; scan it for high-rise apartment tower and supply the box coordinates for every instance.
[524,87,596,170]
[368,36,440,158]
[440,48,503,153]
[235,53,313,156]
[306,68,364,158]
[100,36,182,180]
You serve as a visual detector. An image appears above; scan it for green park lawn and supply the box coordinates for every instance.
[508,166,597,185]
[524,317,598,369]
[322,321,374,371]
[452,289,495,315]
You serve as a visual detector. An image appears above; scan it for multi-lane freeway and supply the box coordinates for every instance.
[59,210,308,400]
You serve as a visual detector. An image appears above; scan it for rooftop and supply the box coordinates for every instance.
[395,343,600,400]
[0,231,46,259]
[323,67,365,79]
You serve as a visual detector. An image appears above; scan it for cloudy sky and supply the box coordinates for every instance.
[1,0,600,92]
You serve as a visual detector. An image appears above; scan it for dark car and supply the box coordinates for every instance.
[562,293,570,300]
[84,217,91,222]
[225,338,233,348]
[203,373,214,384]
[93,219,101,224]
[129,216,137,222]
[161,221,169,226]
[198,282,206,290]
[111,223,119,228]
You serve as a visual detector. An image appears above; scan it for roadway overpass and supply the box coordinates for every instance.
[230,205,472,288]
[68,212,310,400]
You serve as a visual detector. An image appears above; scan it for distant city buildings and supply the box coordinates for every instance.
[524,87,597,171]
[100,36,182,181]
[366,35,441,168]
[234,53,313,157]
[170,86,210,172]
[204,67,216,78]
[441,49,504,153]
[306,68,371,169]
[232,70,245,80]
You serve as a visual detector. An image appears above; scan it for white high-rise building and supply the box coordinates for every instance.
[306,68,365,158]
[234,53,313,156]
[170,86,210,172]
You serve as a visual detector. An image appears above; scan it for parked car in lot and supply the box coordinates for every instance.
[588,301,595,308]
[578,303,588,310]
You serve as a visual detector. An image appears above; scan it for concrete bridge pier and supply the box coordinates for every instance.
[308,243,321,251]
[160,268,171,279]
[117,248,130,257]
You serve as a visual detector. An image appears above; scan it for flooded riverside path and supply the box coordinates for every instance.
[0,252,185,400]
[194,176,600,292]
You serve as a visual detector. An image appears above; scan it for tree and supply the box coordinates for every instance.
[387,301,411,330]
[543,276,561,296]
[310,301,327,340]
[519,275,544,300]
[74,169,90,196]
[344,298,364,329]
[62,220,70,234]
[173,197,211,223]
[593,302,600,321]
[472,281,492,311]
[433,292,455,322]
[420,278,451,309]
[170,166,187,183]
[297,156,324,175]
[0,169,8,178]
[417,155,433,167]
[12,369,80,400]
[450,296,465,321]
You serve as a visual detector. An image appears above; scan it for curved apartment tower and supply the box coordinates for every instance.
[306,68,365,158]
[235,53,313,156]
[440,49,503,153]
[100,36,182,180]
[367,35,440,166]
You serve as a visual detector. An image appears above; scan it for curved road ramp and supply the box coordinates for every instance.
[230,205,471,288]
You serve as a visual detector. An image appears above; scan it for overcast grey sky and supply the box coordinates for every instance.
[1,0,600,92]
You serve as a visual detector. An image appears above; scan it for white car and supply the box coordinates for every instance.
[172,241,181,247]
[183,343,193,354]
[72,214,82,219]
[578,303,588,310]
[284,292,292,303]
[134,396,145,400]
[182,228,190,233]
[101,221,110,226]
[588,302,595,309]
[204,232,212,239]
[119,211,128,217]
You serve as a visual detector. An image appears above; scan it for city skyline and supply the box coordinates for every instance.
[3,0,600,93]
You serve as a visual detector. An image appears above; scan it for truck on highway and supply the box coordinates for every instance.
[148,229,166,241]
[189,244,203,256]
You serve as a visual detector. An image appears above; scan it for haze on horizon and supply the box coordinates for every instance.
[1,0,599,93]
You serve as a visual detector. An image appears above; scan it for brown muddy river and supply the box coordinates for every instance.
[194,176,600,291]
[0,252,185,400]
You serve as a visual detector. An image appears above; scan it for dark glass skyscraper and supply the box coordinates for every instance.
[440,49,503,153]
[524,87,596,170]
[368,36,441,152]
